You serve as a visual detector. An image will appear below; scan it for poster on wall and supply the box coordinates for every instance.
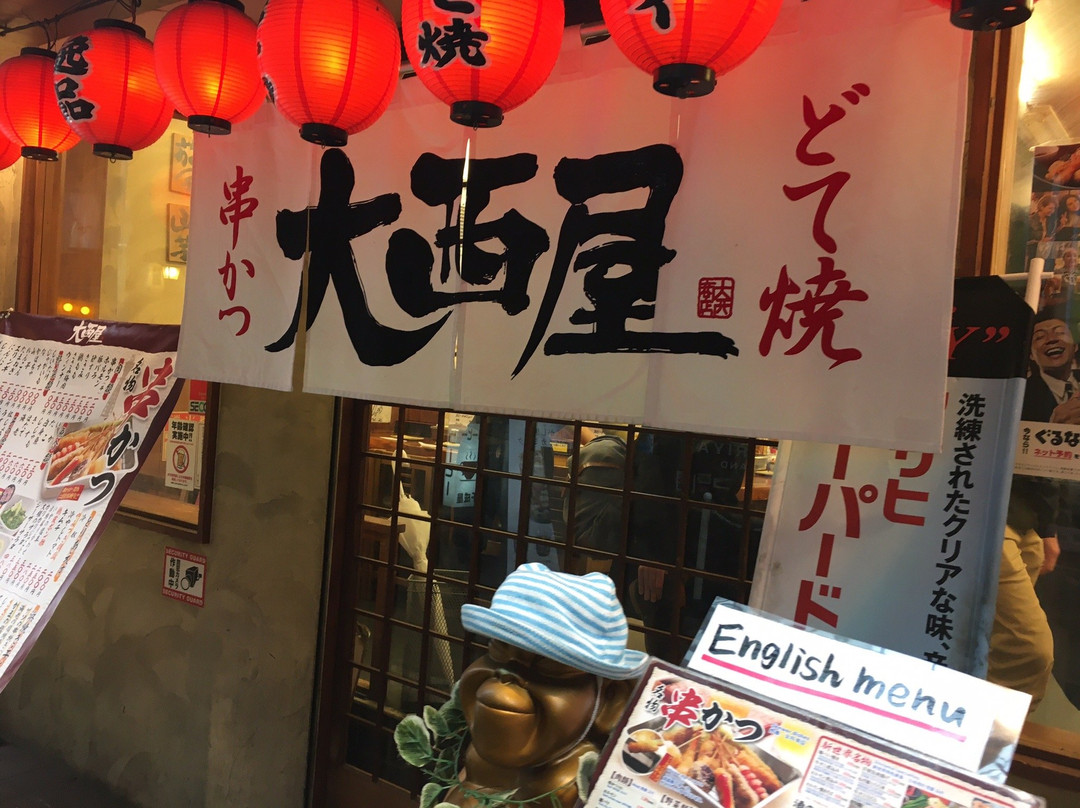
[751,278,1032,675]
[1010,140,1080,721]
[179,0,969,452]
[0,312,182,691]
[584,658,1042,808]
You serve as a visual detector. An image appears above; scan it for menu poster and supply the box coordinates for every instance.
[582,661,1044,808]
[0,312,182,691]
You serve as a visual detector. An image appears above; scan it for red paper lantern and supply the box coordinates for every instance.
[0,129,20,170]
[401,0,564,128]
[599,0,783,98]
[53,20,174,160]
[257,0,400,146]
[0,48,80,161]
[155,0,264,135]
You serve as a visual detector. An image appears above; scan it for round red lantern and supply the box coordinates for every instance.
[599,0,783,98]
[0,48,80,161]
[0,129,20,170]
[257,0,400,147]
[401,0,564,128]
[155,0,264,135]
[53,20,175,160]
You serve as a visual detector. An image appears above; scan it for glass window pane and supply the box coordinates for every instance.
[689,438,748,504]
[480,472,518,533]
[483,415,524,474]
[633,431,684,496]
[365,404,399,454]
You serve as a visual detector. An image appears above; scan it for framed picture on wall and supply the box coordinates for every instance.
[170,132,193,195]
[167,203,190,264]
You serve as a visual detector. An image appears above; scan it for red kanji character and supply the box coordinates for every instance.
[219,306,251,337]
[797,445,870,539]
[123,357,174,419]
[759,258,868,368]
[660,687,703,729]
[219,165,259,250]
[882,450,933,526]
[217,251,255,301]
[794,579,840,628]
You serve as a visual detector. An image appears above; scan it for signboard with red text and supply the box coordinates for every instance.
[751,279,1032,674]
[180,0,968,451]
[0,313,182,690]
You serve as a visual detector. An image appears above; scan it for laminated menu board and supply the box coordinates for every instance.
[0,313,182,690]
[581,660,1044,808]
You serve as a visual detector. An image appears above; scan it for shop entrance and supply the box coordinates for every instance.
[310,402,778,806]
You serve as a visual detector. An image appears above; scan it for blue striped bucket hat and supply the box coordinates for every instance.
[461,562,649,680]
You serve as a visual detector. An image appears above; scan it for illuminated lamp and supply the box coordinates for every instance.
[257,0,400,147]
[948,0,1033,29]
[0,129,20,170]
[155,0,263,135]
[53,20,175,160]
[401,0,564,128]
[0,48,80,161]
[599,0,783,98]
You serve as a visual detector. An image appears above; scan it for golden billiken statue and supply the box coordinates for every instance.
[437,563,648,808]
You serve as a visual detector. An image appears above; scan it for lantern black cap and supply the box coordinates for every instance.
[21,147,58,162]
[451,101,503,128]
[196,0,245,10]
[653,64,716,99]
[188,115,232,136]
[300,123,347,147]
[93,144,133,160]
[950,0,1033,31]
[93,18,147,38]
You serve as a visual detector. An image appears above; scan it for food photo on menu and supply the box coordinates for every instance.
[41,418,136,499]
[601,666,805,808]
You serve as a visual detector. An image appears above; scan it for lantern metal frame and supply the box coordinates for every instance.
[950,0,1034,30]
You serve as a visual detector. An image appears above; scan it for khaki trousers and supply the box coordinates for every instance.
[987,526,1054,711]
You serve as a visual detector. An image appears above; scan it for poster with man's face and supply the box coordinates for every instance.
[1009,143,1080,727]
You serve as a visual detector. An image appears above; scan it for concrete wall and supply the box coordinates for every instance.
[0,383,336,808]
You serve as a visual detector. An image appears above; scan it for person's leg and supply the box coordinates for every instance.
[988,526,1054,710]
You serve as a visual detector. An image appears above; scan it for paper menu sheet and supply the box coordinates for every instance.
[581,661,1043,808]
[0,314,182,691]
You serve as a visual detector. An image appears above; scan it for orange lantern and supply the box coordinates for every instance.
[53,20,174,160]
[0,48,80,161]
[257,0,400,146]
[401,0,564,128]
[0,130,20,170]
[599,0,782,98]
[154,0,264,135]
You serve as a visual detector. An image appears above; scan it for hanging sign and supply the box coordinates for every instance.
[0,313,182,691]
[179,0,968,451]
[751,278,1031,675]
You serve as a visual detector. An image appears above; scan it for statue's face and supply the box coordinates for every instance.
[459,639,600,770]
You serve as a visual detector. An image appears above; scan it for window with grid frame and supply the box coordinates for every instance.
[341,403,777,789]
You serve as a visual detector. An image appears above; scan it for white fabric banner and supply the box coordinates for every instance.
[750,376,1024,675]
[177,102,316,391]
[179,0,969,450]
